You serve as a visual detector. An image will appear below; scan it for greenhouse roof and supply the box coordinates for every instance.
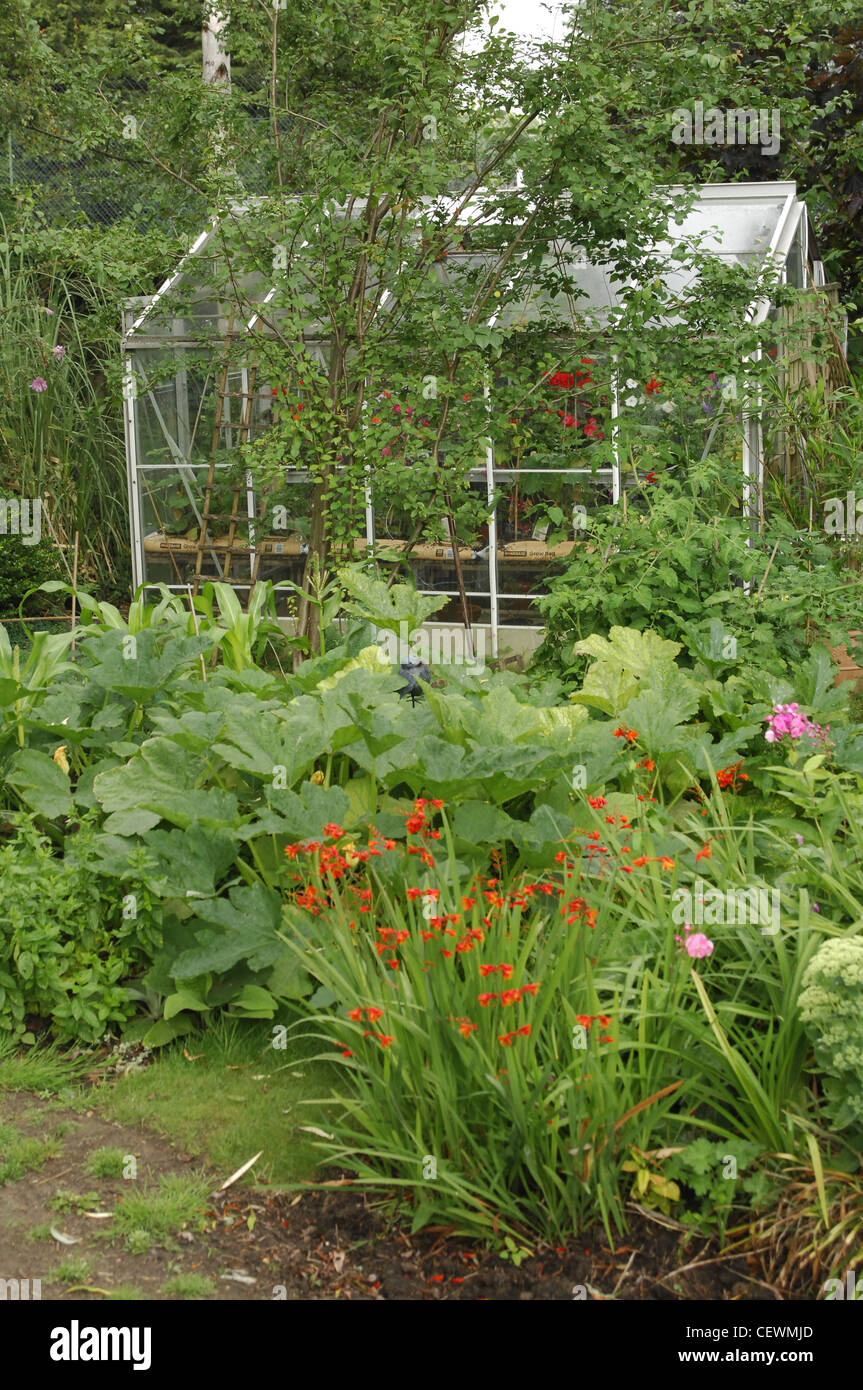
[123,181,809,346]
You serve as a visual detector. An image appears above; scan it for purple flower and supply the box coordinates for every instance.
[29,377,48,392]
[794,834,804,847]
[674,922,715,959]
[765,703,828,746]
[43,307,54,316]
[812,903,820,913]
[51,345,66,362]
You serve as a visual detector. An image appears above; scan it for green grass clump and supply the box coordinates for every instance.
[0,1122,62,1184]
[47,1257,92,1284]
[86,1146,127,1179]
[0,1037,87,1096]
[112,1172,212,1253]
[161,1272,215,1299]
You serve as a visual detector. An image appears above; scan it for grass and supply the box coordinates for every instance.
[0,1036,87,1097]
[98,1018,335,1186]
[86,1146,127,1179]
[26,1223,55,1243]
[47,1256,92,1285]
[161,1272,215,1299]
[111,1171,212,1252]
[0,1121,62,1185]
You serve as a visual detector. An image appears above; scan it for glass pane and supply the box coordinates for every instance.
[494,473,598,609]
[371,476,491,594]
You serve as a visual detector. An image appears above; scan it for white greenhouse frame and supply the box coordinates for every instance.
[122,181,822,655]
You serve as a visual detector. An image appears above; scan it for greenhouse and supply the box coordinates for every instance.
[122,180,832,654]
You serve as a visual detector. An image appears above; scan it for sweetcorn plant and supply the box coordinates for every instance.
[799,937,863,1131]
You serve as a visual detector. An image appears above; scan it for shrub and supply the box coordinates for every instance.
[0,821,161,1043]
[799,937,863,1131]
[0,535,63,618]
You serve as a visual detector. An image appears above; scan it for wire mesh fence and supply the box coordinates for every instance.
[2,69,271,230]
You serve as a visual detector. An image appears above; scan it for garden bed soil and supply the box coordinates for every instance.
[0,1093,793,1301]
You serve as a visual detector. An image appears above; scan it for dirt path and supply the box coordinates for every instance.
[1,1092,791,1301]
[0,1092,266,1301]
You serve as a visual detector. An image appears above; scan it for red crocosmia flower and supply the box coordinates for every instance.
[587,796,607,809]
[516,1025,531,1037]
[457,1019,477,1037]
[478,992,496,1006]
[321,823,344,838]
[632,855,650,868]
[406,816,424,834]
[599,1015,611,1027]
[405,887,423,900]
[500,989,520,1006]
[520,982,539,996]
[430,799,444,809]
[498,1032,515,1046]
[554,851,568,863]
[442,949,453,958]
[600,1035,614,1044]
[660,857,675,870]
[645,378,661,394]
[576,1015,594,1029]
[387,959,400,970]
[461,896,476,909]
[645,471,657,483]
[696,844,712,861]
[378,1034,394,1048]
[371,415,380,423]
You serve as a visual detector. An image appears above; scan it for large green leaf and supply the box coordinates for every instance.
[453,800,516,845]
[339,568,448,635]
[83,825,237,897]
[170,882,284,977]
[4,748,73,818]
[77,629,212,703]
[573,626,682,677]
[93,739,238,832]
